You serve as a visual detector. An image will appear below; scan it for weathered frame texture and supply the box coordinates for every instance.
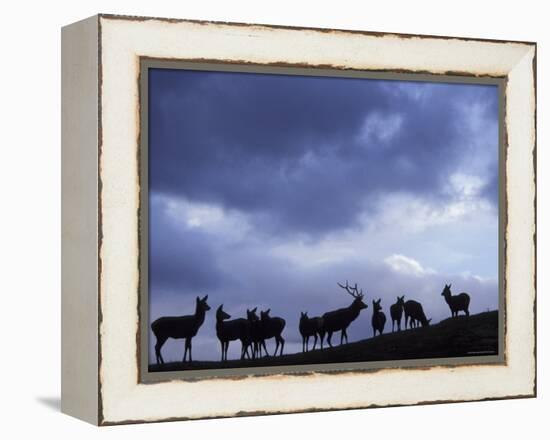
[61,14,536,425]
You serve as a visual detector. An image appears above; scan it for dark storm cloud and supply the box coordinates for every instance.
[149,195,225,293]
[149,69,498,238]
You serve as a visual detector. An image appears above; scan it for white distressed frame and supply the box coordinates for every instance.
[63,14,536,425]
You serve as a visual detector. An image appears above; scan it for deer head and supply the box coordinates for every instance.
[373,298,383,312]
[260,309,271,320]
[196,295,211,312]
[216,304,231,321]
[247,307,259,322]
[441,284,452,297]
[337,281,368,310]
[396,295,405,306]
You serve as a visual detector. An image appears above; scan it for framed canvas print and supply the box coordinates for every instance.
[61,14,536,425]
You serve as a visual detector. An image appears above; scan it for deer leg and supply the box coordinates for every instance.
[274,338,280,356]
[279,336,285,356]
[327,331,333,347]
[188,338,193,362]
[242,341,249,360]
[262,340,269,357]
[155,337,166,365]
[313,334,318,350]
[319,332,324,349]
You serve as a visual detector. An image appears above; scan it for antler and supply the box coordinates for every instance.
[337,280,364,299]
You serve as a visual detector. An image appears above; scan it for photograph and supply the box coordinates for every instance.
[143,65,502,374]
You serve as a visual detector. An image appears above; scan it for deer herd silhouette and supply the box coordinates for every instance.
[151,281,471,364]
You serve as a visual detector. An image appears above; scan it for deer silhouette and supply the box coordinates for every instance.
[151,295,211,364]
[320,281,367,347]
[390,296,405,332]
[215,305,251,361]
[299,312,324,352]
[259,309,286,356]
[371,299,387,337]
[247,307,268,359]
[403,299,431,329]
[441,284,470,317]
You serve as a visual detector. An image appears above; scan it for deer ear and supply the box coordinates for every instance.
[449,284,452,288]
[203,295,208,301]
[252,307,257,313]
[196,296,200,302]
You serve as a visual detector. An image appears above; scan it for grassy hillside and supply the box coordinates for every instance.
[149,310,498,372]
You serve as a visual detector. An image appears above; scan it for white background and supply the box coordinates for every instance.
[0,0,545,438]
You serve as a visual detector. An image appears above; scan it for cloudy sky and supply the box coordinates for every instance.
[147,68,500,363]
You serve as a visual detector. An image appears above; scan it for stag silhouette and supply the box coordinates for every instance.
[441,284,471,317]
[299,312,324,352]
[151,295,211,364]
[215,305,251,361]
[259,309,286,356]
[371,298,387,337]
[390,296,405,332]
[403,299,431,329]
[320,281,367,347]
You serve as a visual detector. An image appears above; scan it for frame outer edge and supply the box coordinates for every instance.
[61,14,100,425]
[95,15,537,424]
